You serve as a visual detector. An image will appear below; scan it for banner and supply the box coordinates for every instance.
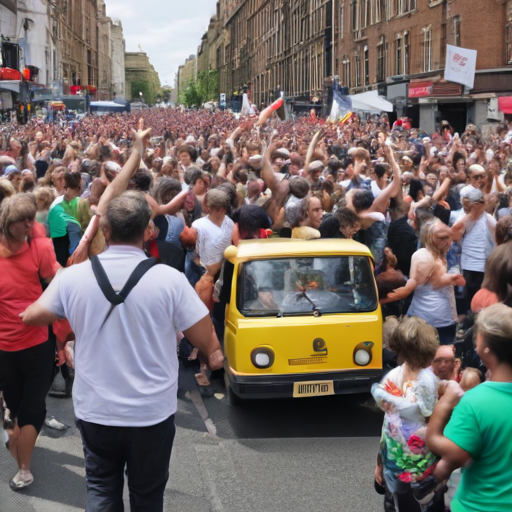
[444,45,477,89]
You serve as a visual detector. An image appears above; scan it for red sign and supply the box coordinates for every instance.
[409,81,433,98]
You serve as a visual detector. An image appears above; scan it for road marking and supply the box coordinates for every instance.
[188,389,218,437]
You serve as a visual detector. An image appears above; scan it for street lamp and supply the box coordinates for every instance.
[139,91,143,103]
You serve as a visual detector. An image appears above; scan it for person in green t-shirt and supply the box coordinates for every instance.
[48,172,82,267]
[422,303,512,512]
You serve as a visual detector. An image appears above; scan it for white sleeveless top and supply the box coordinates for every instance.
[407,282,457,328]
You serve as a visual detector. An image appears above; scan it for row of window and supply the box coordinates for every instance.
[338,27,437,88]
[349,0,417,33]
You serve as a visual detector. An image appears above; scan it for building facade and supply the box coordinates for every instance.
[97,1,112,100]
[178,0,512,131]
[176,54,197,98]
[110,19,125,98]
[125,51,161,103]
[1,0,125,106]
[332,0,512,132]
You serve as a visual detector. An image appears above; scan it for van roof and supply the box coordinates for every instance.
[224,238,374,262]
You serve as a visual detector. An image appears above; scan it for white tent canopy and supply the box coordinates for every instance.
[349,90,393,113]
[90,101,124,108]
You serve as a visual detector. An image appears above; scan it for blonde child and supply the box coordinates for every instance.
[34,187,56,237]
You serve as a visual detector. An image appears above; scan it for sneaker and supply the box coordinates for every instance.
[44,417,66,431]
[9,470,34,491]
[411,475,440,504]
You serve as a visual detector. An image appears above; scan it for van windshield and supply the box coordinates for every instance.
[237,256,377,317]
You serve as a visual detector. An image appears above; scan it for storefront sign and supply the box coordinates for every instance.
[409,82,433,98]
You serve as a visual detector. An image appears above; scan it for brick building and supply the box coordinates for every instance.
[184,0,512,131]
[51,0,100,91]
[333,0,512,132]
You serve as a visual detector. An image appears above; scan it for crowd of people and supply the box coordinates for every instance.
[0,105,511,511]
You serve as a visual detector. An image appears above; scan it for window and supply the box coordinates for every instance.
[237,257,378,317]
[363,45,369,85]
[340,5,344,38]
[403,32,409,75]
[454,16,461,47]
[355,52,360,86]
[377,36,385,81]
[423,27,433,72]
[396,35,402,75]
[343,56,351,87]
[372,0,382,23]
[352,0,358,31]
[507,23,512,64]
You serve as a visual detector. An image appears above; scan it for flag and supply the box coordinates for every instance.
[444,45,477,89]
[329,89,352,121]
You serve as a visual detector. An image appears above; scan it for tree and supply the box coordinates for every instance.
[179,81,203,107]
[131,79,156,105]
[196,68,219,103]
[161,85,173,103]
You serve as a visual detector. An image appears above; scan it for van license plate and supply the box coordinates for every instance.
[293,381,334,397]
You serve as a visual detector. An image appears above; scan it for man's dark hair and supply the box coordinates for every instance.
[352,190,374,213]
[374,163,388,179]
[409,179,424,202]
[153,177,182,205]
[289,177,309,199]
[412,152,422,167]
[64,172,82,190]
[99,145,112,162]
[103,191,151,244]
[131,170,152,192]
[340,155,354,169]
[184,166,204,186]
[177,144,196,161]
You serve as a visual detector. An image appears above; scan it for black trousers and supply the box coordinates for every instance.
[76,414,176,512]
[0,338,55,432]
[463,269,484,311]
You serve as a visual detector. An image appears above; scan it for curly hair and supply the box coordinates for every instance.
[389,316,439,370]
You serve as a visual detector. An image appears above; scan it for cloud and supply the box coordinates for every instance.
[106,0,217,87]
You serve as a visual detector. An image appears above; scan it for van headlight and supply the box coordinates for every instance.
[353,342,374,366]
[251,347,275,369]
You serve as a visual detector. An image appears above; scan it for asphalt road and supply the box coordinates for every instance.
[0,366,385,512]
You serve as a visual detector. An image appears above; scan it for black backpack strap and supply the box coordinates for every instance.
[91,255,158,327]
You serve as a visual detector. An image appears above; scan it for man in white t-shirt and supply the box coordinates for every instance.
[452,187,496,307]
[22,191,222,511]
[191,188,234,276]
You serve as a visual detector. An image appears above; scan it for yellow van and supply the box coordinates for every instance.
[222,238,383,404]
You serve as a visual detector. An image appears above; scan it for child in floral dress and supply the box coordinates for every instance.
[372,316,441,511]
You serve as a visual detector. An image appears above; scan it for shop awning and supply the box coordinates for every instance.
[0,80,21,94]
[498,96,512,114]
[350,90,393,113]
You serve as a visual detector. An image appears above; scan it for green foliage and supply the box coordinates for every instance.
[196,68,219,103]
[179,81,203,107]
[131,79,157,105]
[161,85,173,103]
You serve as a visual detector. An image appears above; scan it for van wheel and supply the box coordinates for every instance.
[224,373,243,406]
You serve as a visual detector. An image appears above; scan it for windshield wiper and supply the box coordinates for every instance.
[294,290,322,316]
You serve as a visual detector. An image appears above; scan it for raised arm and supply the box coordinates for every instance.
[303,128,325,176]
[371,144,401,213]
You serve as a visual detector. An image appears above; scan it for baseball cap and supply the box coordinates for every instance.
[4,165,19,176]
[309,160,324,171]
[460,185,484,203]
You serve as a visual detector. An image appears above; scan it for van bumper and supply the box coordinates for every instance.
[226,367,383,400]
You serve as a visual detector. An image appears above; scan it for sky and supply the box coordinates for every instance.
[105,0,218,88]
